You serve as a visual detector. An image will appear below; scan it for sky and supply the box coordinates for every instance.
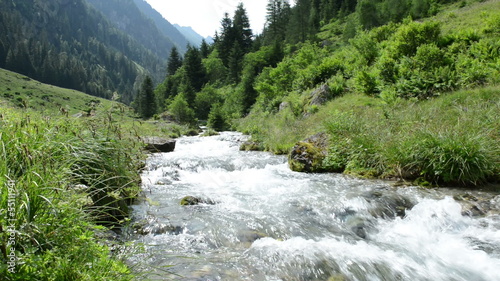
[144,0,269,38]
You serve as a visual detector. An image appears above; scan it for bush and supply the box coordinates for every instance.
[207,103,228,131]
[389,21,441,57]
[168,93,196,124]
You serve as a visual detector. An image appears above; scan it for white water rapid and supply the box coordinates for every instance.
[127,132,500,281]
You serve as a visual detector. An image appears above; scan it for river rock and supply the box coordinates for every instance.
[143,137,176,153]
[453,193,497,217]
[289,133,329,173]
[180,196,215,206]
[240,141,264,151]
[132,216,183,235]
[362,188,414,219]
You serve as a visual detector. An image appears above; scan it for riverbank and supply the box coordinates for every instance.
[0,106,166,280]
[237,85,500,188]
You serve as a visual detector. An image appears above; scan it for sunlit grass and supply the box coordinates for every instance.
[238,86,500,187]
[0,107,147,280]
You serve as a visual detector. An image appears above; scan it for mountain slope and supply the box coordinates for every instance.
[0,0,167,103]
[86,0,176,60]
[132,0,190,53]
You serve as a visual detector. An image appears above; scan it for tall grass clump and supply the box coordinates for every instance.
[396,131,497,185]
[0,108,144,280]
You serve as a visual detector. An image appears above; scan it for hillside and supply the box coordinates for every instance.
[150,0,499,187]
[0,67,134,116]
[132,0,190,53]
[86,0,177,59]
[0,0,184,104]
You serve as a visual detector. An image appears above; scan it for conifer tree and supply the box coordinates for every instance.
[136,76,156,119]
[217,13,235,66]
[167,46,183,76]
[200,39,210,59]
[265,0,291,44]
[182,45,206,103]
[233,3,253,53]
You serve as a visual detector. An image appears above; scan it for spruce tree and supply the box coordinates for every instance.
[233,3,253,53]
[167,46,183,76]
[200,39,210,59]
[182,45,206,102]
[217,13,235,66]
[136,76,156,119]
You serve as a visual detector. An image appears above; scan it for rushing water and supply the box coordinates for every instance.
[127,132,500,281]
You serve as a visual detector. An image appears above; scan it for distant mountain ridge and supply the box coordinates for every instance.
[174,24,214,46]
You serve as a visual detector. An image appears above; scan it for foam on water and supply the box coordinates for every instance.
[128,133,500,281]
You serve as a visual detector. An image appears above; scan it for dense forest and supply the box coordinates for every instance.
[0,0,191,104]
[136,0,499,186]
[147,0,495,124]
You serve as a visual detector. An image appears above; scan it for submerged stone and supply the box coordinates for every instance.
[180,196,215,206]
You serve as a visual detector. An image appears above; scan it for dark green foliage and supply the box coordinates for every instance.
[183,45,206,95]
[0,0,163,103]
[264,0,291,44]
[167,47,183,76]
[357,0,381,30]
[135,76,156,119]
[200,39,211,59]
[207,103,228,131]
[168,93,196,124]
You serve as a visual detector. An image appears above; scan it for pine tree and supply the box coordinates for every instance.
[167,46,183,76]
[136,76,156,119]
[217,13,235,66]
[182,45,206,102]
[265,0,291,44]
[200,39,210,59]
[228,41,244,83]
[233,3,253,53]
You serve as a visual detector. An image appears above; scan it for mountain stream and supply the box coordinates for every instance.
[127,132,500,281]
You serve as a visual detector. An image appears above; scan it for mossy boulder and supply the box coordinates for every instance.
[240,141,264,151]
[289,133,329,173]
[180,196,215,206]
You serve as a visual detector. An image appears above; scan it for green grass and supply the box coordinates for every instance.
[0,106,146,279]
[0,69,191,279]
[238,86,500,187]
[0,67,195,139]
[428,0,500,35]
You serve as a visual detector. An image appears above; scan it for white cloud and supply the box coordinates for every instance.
[144,0,268,38]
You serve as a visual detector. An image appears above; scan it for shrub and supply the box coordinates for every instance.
[354,70,380,96]
[389,21,441,58]
[168,93,196,124]
[207,103,228,131]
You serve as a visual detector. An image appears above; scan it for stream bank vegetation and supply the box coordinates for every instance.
[149,0,499,188]
[0,91,186,279]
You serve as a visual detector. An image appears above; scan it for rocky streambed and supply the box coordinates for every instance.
[126,132,500,281]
